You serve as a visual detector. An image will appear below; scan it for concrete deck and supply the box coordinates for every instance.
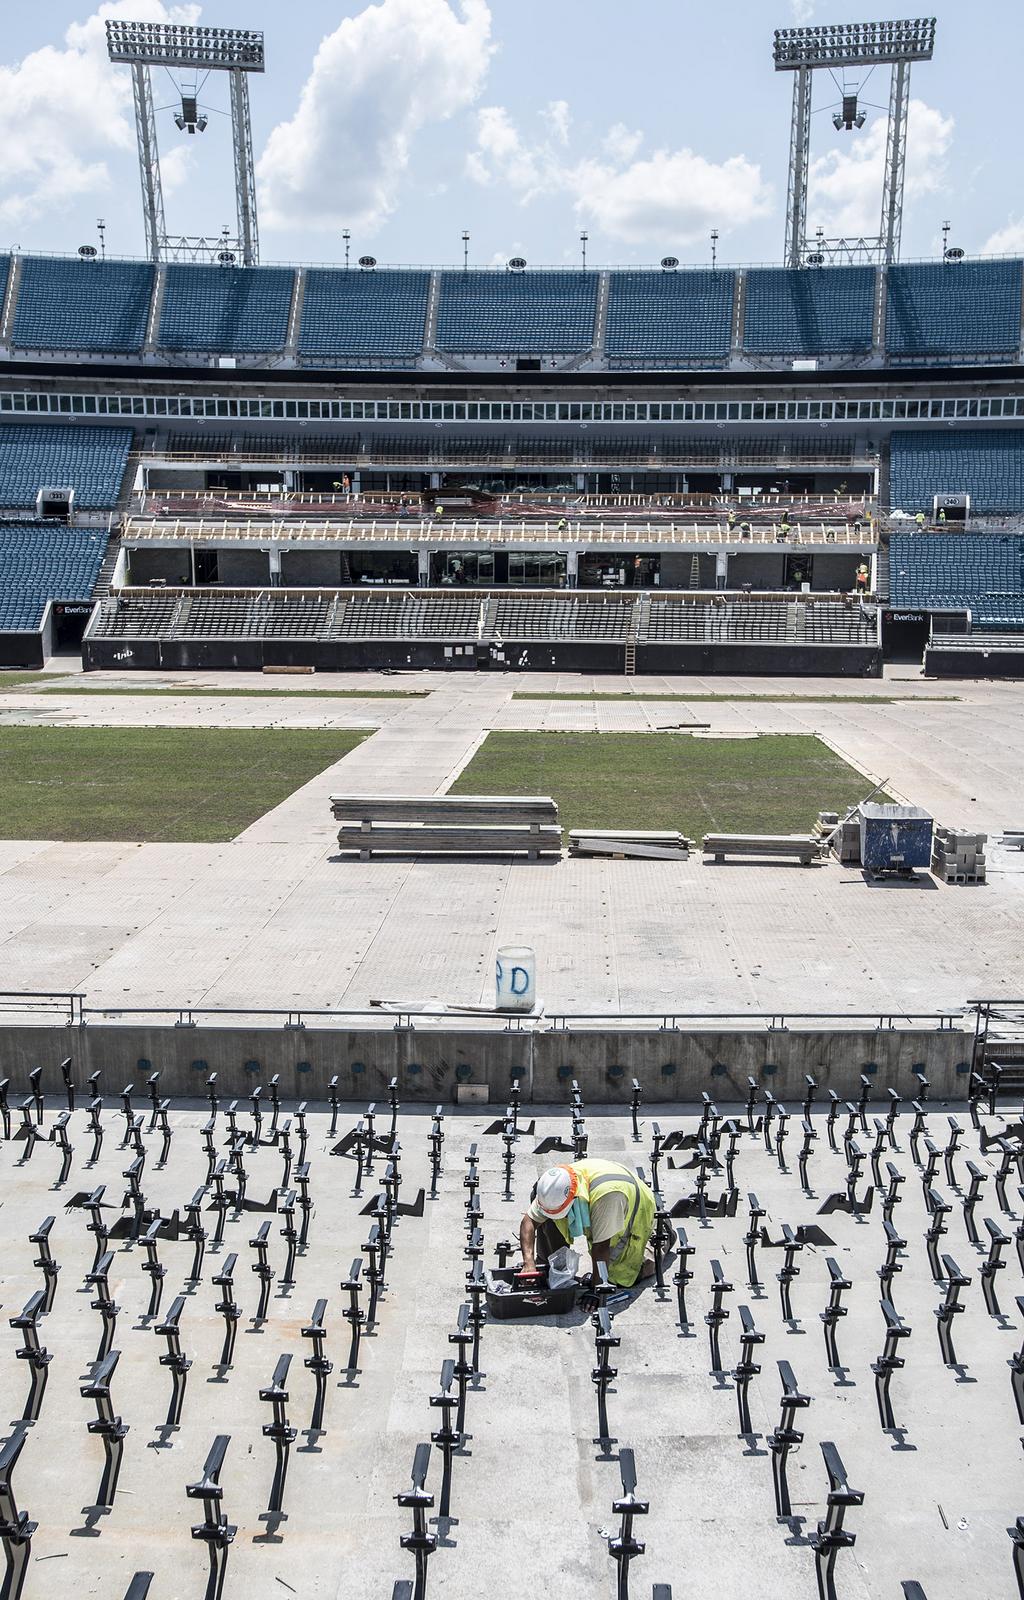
[0,668,1022,1016]
[3,1099,1022,1599]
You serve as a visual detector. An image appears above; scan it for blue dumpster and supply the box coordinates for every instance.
[859,803,933,873]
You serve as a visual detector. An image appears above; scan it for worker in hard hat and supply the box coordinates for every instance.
[519,1161,659,1291]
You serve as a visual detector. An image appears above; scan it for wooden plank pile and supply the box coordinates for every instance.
[701,833,820,865]
[331,795,561,860]
[568,829,692,861]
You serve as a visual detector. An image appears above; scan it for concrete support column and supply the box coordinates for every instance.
[716,551,729,590]
[566,549,579,588]
[269,546,282,587]
[417,549,431,586]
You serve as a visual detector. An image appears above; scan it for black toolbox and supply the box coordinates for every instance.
[484,1266,577,1319]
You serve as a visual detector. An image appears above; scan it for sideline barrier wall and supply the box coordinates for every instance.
[0,1022,971,1104]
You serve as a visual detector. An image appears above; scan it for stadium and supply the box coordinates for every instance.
[1,8,1024,1600]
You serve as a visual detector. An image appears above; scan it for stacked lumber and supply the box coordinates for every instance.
[568,829,691,861]
[701,833,820,865]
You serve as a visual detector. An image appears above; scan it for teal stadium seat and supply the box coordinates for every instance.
[12,257,154,353]
[889,530,1024,628]
[299,270,430,363]
[743,267,875,355]
[436,271,597,355]
[890,429,1024,515]
[0,424,133,511]
[605,271,735,367]
[885,261,1023,358]
[158,264,295,353]
[0,523,106,632]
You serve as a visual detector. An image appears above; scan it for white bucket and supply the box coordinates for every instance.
[496,945,536,1012]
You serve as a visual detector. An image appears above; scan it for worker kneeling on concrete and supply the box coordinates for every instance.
[519,1160,658,1291]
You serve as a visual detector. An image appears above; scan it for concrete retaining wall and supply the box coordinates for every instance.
[0,1022,973,1105]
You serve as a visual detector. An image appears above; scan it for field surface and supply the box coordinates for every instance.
[0,726,368,842]
[452,730,878,837]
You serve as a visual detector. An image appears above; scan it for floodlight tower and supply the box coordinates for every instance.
[773,17,936,267]
[106,20,264,266]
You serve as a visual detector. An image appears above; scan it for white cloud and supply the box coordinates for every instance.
[603,123,643,165]
[982,218,1024,255]
[467,106,771,246]
[806,99,953,240]
[542,100,570,146]
[0,1,200,231]
[568,149,770,245]
[258,0,493,235]
[790,0,816,22]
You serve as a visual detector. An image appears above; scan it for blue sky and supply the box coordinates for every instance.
[0,0,1021,266]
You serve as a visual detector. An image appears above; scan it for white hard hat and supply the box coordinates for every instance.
[535,1165,577,1219]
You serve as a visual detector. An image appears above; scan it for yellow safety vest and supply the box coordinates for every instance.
[550,1159,656,1287]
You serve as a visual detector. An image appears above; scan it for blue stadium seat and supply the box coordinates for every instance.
[889,530,1024,627]
[0,424,133,510]
[743,267,875,354]
[890,429,1024,515]
[299,269,430,362]
[158,264,295,353]
[436,271,597,354]
[885,260,1023,358]
[0,523,107,632]
[12,257,154,353]
[605,271,734,364]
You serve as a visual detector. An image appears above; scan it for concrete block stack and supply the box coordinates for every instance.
[932,825,987,884]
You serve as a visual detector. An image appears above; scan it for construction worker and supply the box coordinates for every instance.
[937,506,947,525]
[519,1160,659,1292]
[855,561,870,593]
[434,502,444,520]
[915,510,926,529]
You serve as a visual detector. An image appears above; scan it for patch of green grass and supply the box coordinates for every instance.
[511,692,959,704]
[38,685,427,699]
[451,731,884,839]
[0,673,69,692]
[0,727,369,842]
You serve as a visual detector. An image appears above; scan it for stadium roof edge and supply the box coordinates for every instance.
[5,248,1024,273]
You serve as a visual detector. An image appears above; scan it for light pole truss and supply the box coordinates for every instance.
[106,21,265,267]
[773,17,936,268]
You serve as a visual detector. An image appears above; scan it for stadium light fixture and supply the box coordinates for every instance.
[343,229,351,269]
[710,229,719,269]
[462,230,470,271]
[772,17,935,71]
[105,21,264,71]
[105,19,264,265]
[580,231,588,269]
[774,15,937,267]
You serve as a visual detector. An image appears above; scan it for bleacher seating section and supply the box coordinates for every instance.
[888,531,1024,625]
[298,270,430,363]
[641,599,875,644]
[89,590,876,647]
[12,258,153,352]
[0,254,1021,365]
[742,267,875,354]
[436,271,597,354]
[889,428,1024,514]
[489,597,635,639]
[605,271,735,365]
[0,424,133,510]
[885,261,1023,358]
[158,265,295,352]
[0,523,106,631]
